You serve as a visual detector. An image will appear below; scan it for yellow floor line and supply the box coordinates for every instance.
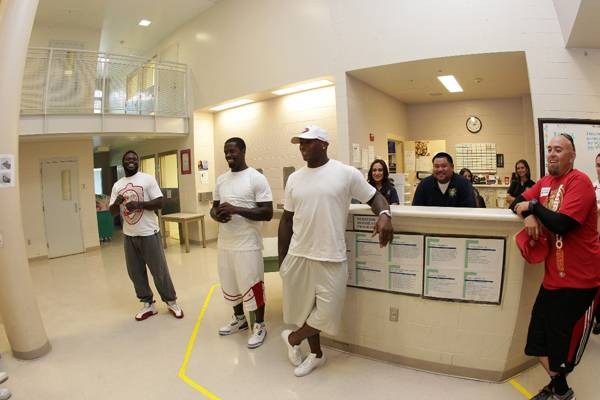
[178,283,221,400]
[509,379,533,399]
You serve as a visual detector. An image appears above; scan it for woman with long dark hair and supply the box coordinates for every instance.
[506,159,535,207]
[459,168,485,208]
[367,159,400,205]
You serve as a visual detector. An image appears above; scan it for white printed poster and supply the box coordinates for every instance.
[388,234,424,294]
[424,236,504,303]
[0,154,15,188]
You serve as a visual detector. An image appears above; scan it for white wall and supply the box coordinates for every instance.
[347,75,409,167]
[150,0,600,167]
[407,97,536,179]
[29,23,101,50]
[19,139,98,258]
[213,86,337,206]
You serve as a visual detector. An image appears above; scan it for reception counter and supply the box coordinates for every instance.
[321,204,542,382]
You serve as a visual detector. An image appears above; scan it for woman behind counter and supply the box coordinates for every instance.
[458,168,486,208]
[367,159,400,205]
[506,159,535,206]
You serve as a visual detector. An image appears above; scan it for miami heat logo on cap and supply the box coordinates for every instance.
[302,127,309,133]
[118,183,144,225]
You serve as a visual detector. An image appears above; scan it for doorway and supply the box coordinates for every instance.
[157,151,180,240]
[41,159,85,258]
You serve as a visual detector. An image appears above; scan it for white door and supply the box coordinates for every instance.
[41,160,85,258]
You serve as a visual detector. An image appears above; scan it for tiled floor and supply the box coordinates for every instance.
[0,231,598,399]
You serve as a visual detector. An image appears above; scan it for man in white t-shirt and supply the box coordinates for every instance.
[109,150,183,321]
[278,125,394,377]
[211,137,273,349]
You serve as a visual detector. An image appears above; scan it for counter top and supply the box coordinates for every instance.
[349,204,519,222]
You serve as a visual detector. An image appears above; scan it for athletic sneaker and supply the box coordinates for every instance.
[135,302,157,321]
[247,322,267,349]
[219,315,248,336]
[294,353,326,377]
[0,372,7,384]
[0,388,11,400]
[281,329,304,367]
[167,301,184,319]
[530,386,575,400]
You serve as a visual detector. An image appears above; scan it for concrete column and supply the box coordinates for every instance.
[0,0,50,360]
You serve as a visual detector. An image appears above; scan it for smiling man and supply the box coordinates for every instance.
[511,134,600,400]
[210,137,273,349]
[411,152,476,207]
[109,150,183,321]
[278,125,393,377]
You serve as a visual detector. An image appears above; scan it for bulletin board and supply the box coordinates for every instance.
[538,118,600,181]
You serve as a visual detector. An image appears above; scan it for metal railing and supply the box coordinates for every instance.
[21,47,187,117]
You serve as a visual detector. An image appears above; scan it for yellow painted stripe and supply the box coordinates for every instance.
[178,283,221,400]
[509,379,533,399]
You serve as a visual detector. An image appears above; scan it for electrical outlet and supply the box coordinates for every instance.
[389,307,399,322]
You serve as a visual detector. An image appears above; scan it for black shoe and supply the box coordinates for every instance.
[593,321,600,335]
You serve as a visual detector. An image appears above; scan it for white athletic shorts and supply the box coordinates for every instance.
[280,254,347,336]
[218,249,265,311]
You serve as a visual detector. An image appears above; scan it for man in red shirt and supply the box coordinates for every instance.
[511,134,600,400]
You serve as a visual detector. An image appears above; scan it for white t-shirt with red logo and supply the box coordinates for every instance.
[109,172,163,237]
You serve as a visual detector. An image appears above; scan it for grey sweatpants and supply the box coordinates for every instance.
[124,232,177,303]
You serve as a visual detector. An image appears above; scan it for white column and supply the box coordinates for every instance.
[0,0,50,360]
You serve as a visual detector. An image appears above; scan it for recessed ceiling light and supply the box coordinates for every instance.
[138,19,152,27]
[272,80,334,96]
[437,75,463,93]
[210,99,254,111]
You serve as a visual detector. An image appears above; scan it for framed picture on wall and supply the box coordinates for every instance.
[180,149,192,175]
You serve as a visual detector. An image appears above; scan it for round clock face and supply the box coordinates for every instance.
[466,116,482,133]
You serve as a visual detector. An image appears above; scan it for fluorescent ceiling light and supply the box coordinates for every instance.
[138,19,152,27]
[437,75,463,93]
[272,80,333,95]
[210,99,254,111]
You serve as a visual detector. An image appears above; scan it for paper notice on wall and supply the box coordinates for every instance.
[361,149,369,170]
[424,237,466,300]
[463,238,504,302]
[0,154,16,188]
[200,171,209,184]
[345,231,356,285]
[388,234,424,294]
[368,145,375,163]
[352,144,361,164]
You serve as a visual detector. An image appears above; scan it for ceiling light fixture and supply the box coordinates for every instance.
[209,99,254,111]
[437,75,463,93]
[138,19,152,27]
[272,80,333,96]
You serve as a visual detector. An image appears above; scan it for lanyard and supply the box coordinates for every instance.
[547,184,565,278]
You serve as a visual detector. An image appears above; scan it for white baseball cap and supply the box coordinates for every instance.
[291,125,330,144]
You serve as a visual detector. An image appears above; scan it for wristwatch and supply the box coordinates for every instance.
[528,199,538,214]
[379,210,392,219]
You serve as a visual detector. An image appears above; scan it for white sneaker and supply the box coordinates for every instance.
[0,388,11,400]
[294,353,326,377]
[281,329,304,367]
[135,302,158,321]
[247,322,267,349]
[219,315,248,336]
[167,302,184,319]
[0,372,7,384]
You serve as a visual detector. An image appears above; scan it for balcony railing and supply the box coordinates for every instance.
[21,48,187,117]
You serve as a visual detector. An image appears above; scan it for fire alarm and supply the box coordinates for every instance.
[369,133,375,142]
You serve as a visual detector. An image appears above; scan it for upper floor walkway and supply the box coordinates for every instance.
[19,48,189,136]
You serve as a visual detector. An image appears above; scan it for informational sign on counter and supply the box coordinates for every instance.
[424,236,505,303]
[346,231,424,294]
[347,215,506,304]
